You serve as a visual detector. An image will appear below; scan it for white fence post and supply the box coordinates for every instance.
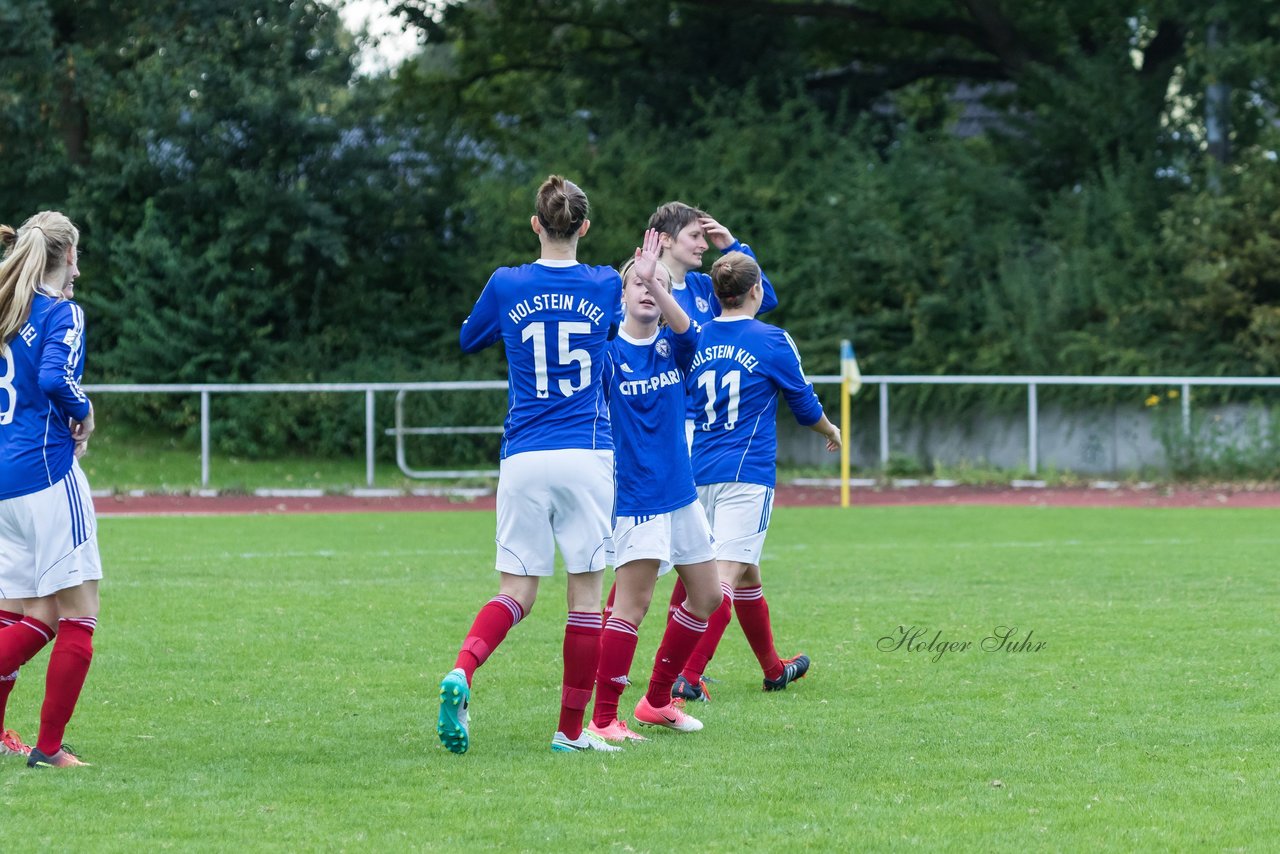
[1181,383,1192,437]
[200,389,210,488]
[879,381,890,469]
[1027,382,1038,475]
[365,389,376,487]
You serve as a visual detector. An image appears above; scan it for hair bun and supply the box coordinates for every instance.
[0,225,16,249]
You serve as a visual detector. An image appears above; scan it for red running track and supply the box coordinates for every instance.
[95,484,1280,516]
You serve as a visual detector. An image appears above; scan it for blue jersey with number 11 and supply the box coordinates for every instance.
[460,260,623,458]
[689,316,825,489]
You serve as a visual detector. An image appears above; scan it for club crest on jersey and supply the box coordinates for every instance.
[655,339,671,359]
[695,297,710,314]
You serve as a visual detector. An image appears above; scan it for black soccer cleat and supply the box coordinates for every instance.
[671,674,711,703]
[763,654,810,692]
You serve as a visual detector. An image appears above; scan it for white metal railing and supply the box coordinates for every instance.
[83,381,506,488]
[810,374,1280,474]
[84,375,1280,487]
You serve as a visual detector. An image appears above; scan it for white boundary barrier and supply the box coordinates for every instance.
[85,374,1280,491]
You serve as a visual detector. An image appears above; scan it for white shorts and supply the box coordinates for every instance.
[495,449,614,576]
[610,499,716,575]
[697,482,775,565]
[685,418,695,450]
[0,462,103,599]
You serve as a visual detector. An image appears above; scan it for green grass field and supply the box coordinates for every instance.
[1,506,1275,851]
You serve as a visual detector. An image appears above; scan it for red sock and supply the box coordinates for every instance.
[667,577,687,621]
[0,616,55,675]
[592,617,638,727]
[37,617,95,756]
[453,595,525,684]
[679,583,733,683]
[734,585,783,680]
[559,611,602,740]
[645,604,708,708]
[603,583,616,618]
[0,610,20,731]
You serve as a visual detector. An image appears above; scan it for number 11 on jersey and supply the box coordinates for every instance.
[697,369,740,430]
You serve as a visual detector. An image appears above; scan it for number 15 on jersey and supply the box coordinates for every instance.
[521,321,593,399]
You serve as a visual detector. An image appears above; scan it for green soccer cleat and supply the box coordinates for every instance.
[437,668,471,754]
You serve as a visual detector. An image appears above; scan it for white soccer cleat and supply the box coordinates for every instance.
[550,730,622,752]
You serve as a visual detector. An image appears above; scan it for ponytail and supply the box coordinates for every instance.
[535,175,589,241]
[0,211,78,343]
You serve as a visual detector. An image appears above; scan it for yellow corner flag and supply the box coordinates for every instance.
[839,339,861,507]
[841,339,862,396]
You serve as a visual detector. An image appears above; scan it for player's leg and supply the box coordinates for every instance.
[549,450,619,752]
[666,577,687,622]
[681,481,785,696]
[29,581,97,768]
[5,469,100,768]
[638,501,716,727]
[0,497,59,689]
[0,598,29,755]
[734,561,810,691]
[438,452,552,754]
[590,547,656,741]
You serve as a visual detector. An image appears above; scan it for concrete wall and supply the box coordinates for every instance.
[777,402,1278,475]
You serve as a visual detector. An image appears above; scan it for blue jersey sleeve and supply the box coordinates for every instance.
[459,273,503,353]
[607,275,623,340]
[671,322,699,373]
[768,329,823,426]
[601,346,616,403]
[37,301,91,422]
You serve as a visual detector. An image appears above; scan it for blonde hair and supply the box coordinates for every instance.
[618,256,673,326]
[710,251,760,309]
[535,175,589,240]
[0,211,79,343]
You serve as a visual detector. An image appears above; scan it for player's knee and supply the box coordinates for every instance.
[22,597,58,630]
[685,578,724,620]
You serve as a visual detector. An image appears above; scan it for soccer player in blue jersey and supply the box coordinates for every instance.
[677,250,841,698]
[648,201,778,329]
[646,202,782,684]
[0,211,100,768]
[437,176,624,754]
[587,230,723,743]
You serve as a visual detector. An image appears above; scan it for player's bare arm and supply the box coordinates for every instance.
[71,403,94,458]
[809,415,842,452]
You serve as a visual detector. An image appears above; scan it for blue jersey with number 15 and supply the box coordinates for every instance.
[460,259,623,458]
[0,293,92,500]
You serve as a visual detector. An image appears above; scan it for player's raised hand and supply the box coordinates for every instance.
[698,216,735,251]
[633,227,662,287]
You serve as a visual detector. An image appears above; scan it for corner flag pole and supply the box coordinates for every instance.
[839,339,862,508]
